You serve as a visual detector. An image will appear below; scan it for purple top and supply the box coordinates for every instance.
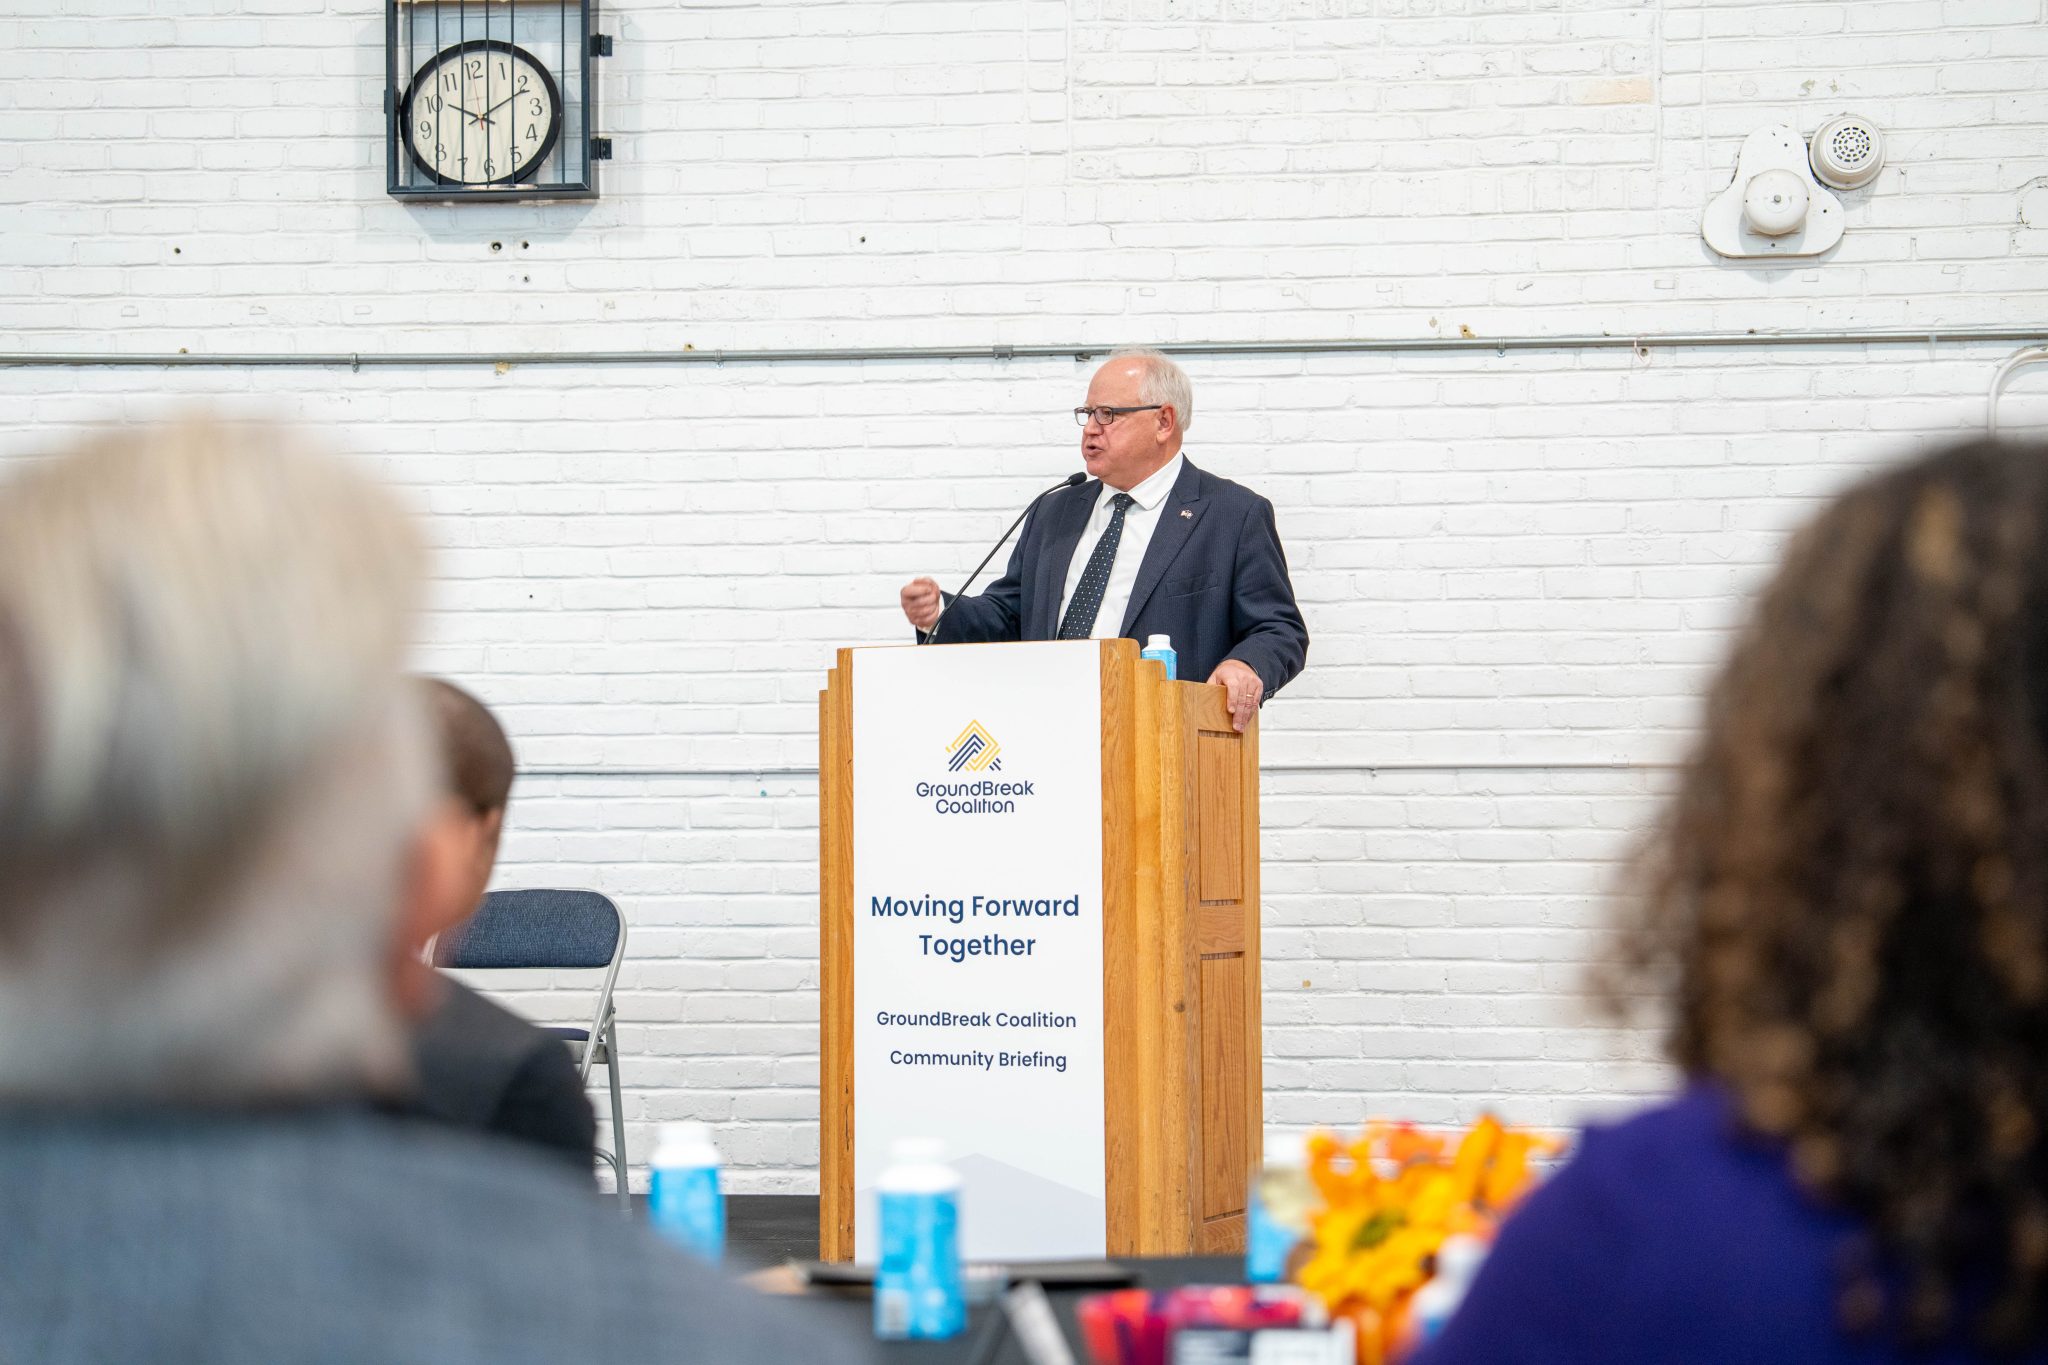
[1409,1085,2048,1365]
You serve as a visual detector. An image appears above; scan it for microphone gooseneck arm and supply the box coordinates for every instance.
[921,471,1088,646]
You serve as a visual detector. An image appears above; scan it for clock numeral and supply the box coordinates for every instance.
[483,158,496,177]
[418,119,432,139]
[528,124,538,142]
[423,94,442,114]
[496,61,507,80]
[435,143,447,163]
[516,74,530,94]
[530,97,544,117]
[466,59,482,79]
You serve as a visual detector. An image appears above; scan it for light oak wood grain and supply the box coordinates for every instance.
[817,654,855,1260]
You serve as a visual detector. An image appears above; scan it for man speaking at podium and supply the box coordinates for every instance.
[899,349,1308,733]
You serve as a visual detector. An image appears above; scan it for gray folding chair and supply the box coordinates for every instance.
[432,887,630,1210]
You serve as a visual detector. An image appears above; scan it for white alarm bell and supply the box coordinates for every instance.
[1702,125,1843,259]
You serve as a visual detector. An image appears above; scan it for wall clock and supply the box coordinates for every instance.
[403,40,562,187]
[385,0,612,202]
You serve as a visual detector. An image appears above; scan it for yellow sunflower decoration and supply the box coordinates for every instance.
[1293,1116,1562,1364]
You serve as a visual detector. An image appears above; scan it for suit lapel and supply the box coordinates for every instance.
[1120,459,1205,633]
[1032,481,1099,639]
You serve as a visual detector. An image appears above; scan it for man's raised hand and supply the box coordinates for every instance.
[900,577,942,632]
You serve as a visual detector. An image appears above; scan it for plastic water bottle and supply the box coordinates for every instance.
[1141,633,1178,680]
[1409,1234,1489,1344]
[1245,1130,1314,1283]
[648,1121,725,1263]
[873,1138,966,1341]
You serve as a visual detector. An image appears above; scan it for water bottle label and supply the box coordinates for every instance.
[649,1165,725,1263]
[875,1286,912,1339]
[874,1190,965,1340]
[1244,1192,1294,1284]
[1141,646,1177,681]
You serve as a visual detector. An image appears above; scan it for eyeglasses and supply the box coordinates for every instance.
[1073,405,1163,428]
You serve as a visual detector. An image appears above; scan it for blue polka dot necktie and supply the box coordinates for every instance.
[1058,493,1135,640]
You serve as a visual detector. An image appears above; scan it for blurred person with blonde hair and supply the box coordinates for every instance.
[0,416,865,1365]
[1416,439,2048,1365]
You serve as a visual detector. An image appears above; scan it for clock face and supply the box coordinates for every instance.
[403,40,562,187]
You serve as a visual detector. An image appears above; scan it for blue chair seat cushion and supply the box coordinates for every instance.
[545,1026,590,1043]
[433,889,621,971]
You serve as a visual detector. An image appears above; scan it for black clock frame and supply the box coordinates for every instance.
[401,39,564,188]
[384,0,610,202]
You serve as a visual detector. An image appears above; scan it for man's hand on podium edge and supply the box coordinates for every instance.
[1207,658,1263,733]
[901,577,943,632]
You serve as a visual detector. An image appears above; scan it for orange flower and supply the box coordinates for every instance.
[1293,1115,1563,1361]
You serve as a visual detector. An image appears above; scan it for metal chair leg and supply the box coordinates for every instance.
[605,1010,628,1214]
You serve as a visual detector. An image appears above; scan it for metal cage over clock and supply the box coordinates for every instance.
[385,0,611,201]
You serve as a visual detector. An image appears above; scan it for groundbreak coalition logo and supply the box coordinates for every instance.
[917,721,1033,814]
[947,721,1001,772]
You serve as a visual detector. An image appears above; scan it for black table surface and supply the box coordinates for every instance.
[799,1254,1246,1364]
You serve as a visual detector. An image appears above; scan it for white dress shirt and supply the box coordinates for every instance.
[1057,454,1185,638]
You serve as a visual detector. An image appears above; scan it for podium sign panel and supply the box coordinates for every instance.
[849,641,1107,1261]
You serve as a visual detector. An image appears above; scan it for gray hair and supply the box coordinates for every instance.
[1110,347,1194,435]
[0,415,432,1103]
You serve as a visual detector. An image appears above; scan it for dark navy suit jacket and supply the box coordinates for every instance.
[930,458,1309,696]
[406,977,597,1178]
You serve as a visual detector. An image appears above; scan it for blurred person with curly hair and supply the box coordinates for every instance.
[1416,438,2048,1364]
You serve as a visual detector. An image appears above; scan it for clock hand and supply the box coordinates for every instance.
[479,90,521,118]
[454,103,493,126]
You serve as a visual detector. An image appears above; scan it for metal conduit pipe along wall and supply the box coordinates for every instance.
[521,762,1681,779]
[3,325,2048,369]
[21,327,2030,782]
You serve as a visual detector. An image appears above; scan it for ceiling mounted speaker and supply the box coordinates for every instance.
[1810,114,1884,191]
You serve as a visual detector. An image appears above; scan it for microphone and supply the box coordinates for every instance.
[922,471,1089,645]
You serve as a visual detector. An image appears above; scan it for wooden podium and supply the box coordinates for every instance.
[818,638,1261,1260]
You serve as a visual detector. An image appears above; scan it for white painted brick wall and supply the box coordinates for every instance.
[4,0,2048,1190]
